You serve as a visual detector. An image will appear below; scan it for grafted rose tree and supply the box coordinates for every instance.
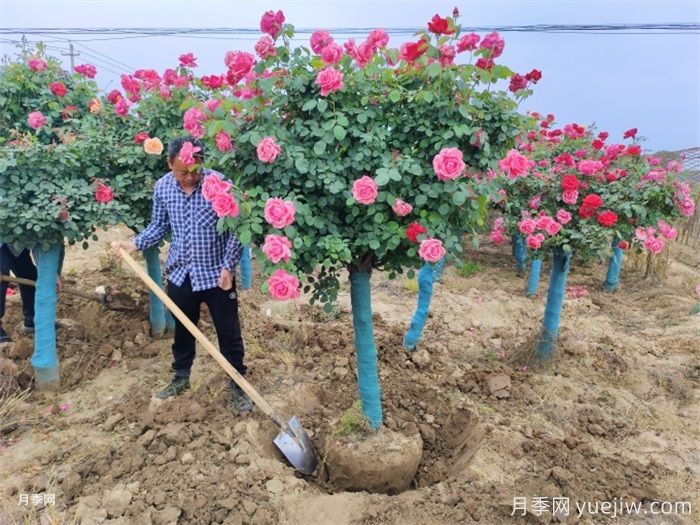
[0,48,131,384]
[196,11,525,427]
[490,116,694,360]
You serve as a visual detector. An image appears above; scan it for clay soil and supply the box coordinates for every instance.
[1,226,698,525]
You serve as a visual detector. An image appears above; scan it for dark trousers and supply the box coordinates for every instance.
[0,245,37,327]
[167,275,246,379]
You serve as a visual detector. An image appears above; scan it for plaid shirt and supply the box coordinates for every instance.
[134,170,244,292]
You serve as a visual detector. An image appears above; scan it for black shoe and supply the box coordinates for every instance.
[229,382,253,413]
[156,377,190,400]
[0,327,12,344]
[22,324,35,334]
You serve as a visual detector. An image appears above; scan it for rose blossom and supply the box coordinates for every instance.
[260,10,285,38]
[310,30,334,54]
[262,235,293,263]
[315,67,344,96]
[418,239,446,263]
[27,111,47,130]
[320,43,343,65]
[406,222,427,243]
[202,173,232,201]
[143,137,164,155]
[433,147,466,181]
[264,198,296,229]
[267,269,301,300]
[352,176,378,205]
[526,233,545,250]
[178,141,201,167]
[211,193,239,218]
[255,36,276,59]
[562,190,579,205]
[95,182,114,204]
[498,149,530,179]
[519,218,537,235]
[556,209,572,224]
[392,198,413,217]
[256,137,281,163]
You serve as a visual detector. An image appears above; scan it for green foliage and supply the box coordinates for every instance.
[456,260,484,278]
[200,21,529,304]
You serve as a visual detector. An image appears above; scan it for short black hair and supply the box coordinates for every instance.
[168,136,205,162]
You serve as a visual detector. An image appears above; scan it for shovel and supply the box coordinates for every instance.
[116,248,318,475]
[0,274,139,311]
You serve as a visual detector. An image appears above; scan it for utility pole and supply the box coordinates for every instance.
[61,40,79,70]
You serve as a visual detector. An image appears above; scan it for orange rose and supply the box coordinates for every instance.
[143,137,164,155]
[88,98,102,114]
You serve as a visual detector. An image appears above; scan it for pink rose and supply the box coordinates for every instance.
[457,33,480,52]
[178,141,201,167]
[562,190,579,205]
[657,220,678,240]
[264,198,296,229]
[262,234,293,263]
[545,221,562,236]
[353,41,375,68]
[480,32,505,58]
[518,218,537,235]
[498,149,530,179]
[268,269,301,301]
[529,195,541,209]
[526,233,545,250]
[255,36,276,59]
[27,111,47,130]
[211,192,240,218]
[578,160,604,175]
[114,98,130,117]
[315,67,344,96]
[644,236,664,255]
[74,64,97,78]
[418,239,446,263]
[439,44,456,67]
[490,230,506,244]
[260,10,285,38]
[310,30,334,54]
[225,51,255,77]
[202,173,232,201]
[433,147,466,181]
[28,57,47,72]
[205,98,221,113]
[556,209,572,224]
[368,29,390,48]
[256,137,281,163]
[320,43,343,65]
[215,130,233,153]
[95,182,114,204]
[392,198,413,217]
[352,176,378,205]
[536,215,555,231]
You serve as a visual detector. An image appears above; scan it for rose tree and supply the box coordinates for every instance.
[197,11,525,427]
[490,116,695,360]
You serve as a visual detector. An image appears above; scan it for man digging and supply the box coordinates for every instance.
[112,136,252,411]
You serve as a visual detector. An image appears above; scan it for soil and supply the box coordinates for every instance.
[0,226,698,525]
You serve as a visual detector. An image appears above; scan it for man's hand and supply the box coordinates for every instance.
[219,268,233,291]
[111,240,137,258]
[56,277,62,293]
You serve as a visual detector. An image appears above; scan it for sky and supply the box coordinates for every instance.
[1,0,698,152]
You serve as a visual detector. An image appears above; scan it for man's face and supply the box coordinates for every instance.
[168,155,202,191]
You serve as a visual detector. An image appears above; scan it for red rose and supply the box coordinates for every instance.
[618,240,629,250]
[598,131,609,141]
[60,105,78,120]
[400,39,429,63]
[107,89,123,104]
[592,139,604,150]
[49,82,68,97]
[134,131,149,144]
[561,174,580,191]
[95,182,114,204]
[525,69,542,82]
[578,194,603,218]
[427,14,455,35]
[597,210,618,227]
[623,128,637,139]
[508,73,528,93]
[626,145,641,156]
[406,222,427,243]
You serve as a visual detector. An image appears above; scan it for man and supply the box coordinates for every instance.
[0,244,37,343]
[112,136,251,411]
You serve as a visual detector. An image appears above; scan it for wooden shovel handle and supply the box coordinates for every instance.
[117,249,280,424]
[0,274,100,303]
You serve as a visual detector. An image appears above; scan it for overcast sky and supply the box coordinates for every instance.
[1,0,698,152]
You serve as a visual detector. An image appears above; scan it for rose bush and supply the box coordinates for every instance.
[189,10,528,427]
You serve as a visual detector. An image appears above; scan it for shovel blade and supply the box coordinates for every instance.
[273,416,318,475]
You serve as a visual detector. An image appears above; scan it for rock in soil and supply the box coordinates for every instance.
[325,429,423,494]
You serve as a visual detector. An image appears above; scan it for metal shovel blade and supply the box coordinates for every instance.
[273,416,318,475]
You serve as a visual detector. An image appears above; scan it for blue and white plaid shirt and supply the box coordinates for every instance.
[134,170,244,292]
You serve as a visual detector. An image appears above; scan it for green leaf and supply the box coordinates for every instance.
[389,90,401,103]
[302,99,317,111]
[369,240,380,250]
[313,141,327,155]
[317,99,328,113]
[426,62,442,78]
[333,126,347,141]
[295,157,309,173]
[452,190,468,206]
[422,91,434,103]
[357,113,368,124]
[415,194,428,206]
[238,230,252,245]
